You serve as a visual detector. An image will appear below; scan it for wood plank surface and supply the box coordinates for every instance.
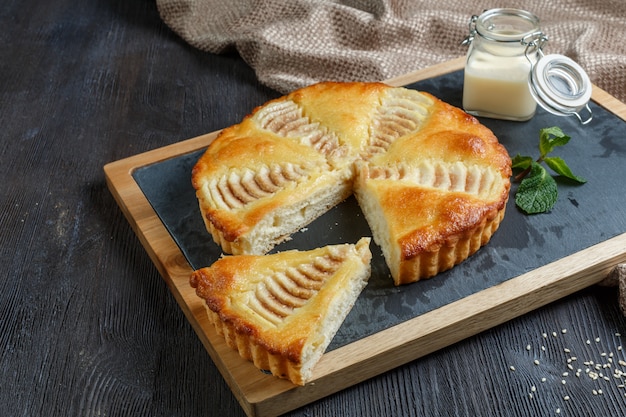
[104,58,626,417]
[5,2,626,417]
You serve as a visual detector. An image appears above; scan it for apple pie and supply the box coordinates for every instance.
[192,82,511,285]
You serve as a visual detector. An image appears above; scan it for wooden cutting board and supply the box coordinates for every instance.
[104,57,626,417]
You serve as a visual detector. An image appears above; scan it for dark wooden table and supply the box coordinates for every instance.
[2,1,626,416]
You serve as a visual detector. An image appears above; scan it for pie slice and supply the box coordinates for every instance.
[189,237,372,385]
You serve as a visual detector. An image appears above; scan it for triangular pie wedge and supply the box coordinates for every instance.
[190,237,372,385]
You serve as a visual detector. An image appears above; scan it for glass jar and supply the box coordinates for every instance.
[462,9,542,121]
[462,8,593,124]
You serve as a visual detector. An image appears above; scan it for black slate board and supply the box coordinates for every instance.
[133,70,626,351]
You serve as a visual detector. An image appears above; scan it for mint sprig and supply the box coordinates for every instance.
[511,127,586,214]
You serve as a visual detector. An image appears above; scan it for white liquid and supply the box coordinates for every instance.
[463,50,537,121]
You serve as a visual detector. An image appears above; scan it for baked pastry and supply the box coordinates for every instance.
[190,237,372,385]
[192,82,511,284]
[191,82,388,256]
[353,98,511,284]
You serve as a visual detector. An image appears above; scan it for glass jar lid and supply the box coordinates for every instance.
[474,8,540,42]
[529,54,593,124]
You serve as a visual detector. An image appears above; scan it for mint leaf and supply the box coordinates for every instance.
[511,154,533,170]
[515,162,558,214]
[512,126,584,214]
[539,126,571,157]
[544,156,587,183]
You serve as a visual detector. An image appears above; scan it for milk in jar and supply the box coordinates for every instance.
[462,9,542,121]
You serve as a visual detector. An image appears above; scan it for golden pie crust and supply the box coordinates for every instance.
[192,81,511,285]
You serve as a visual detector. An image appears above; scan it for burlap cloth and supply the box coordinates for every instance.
[157,0,626,102]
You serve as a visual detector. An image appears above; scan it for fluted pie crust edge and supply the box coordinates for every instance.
[192,81,511,285]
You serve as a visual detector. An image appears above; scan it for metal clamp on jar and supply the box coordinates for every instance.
[462,8,593,124]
